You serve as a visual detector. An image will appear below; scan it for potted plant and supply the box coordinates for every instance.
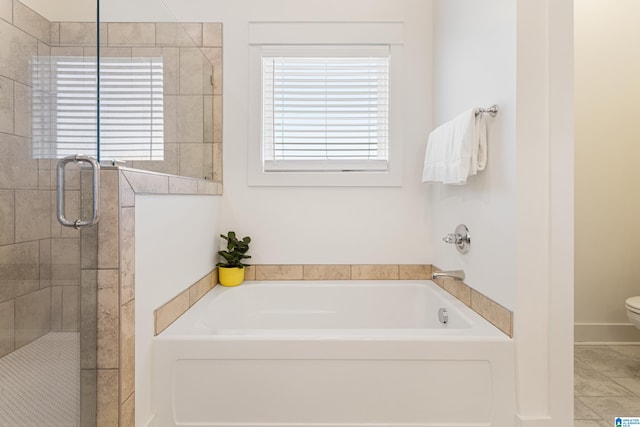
[217,231,251,287]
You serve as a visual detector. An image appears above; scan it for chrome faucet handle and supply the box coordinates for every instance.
[442,233,459,244]
[441,224,471,254]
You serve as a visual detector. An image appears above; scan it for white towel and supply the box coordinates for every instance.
[421,108,488,185]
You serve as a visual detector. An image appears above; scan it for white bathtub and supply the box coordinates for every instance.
[152,280,515,427]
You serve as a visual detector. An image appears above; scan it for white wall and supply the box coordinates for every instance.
[574,0,640,342]
[135,194,220,427]
[431,0,516,311]
[160,0,433,265]
[433,1,574,425]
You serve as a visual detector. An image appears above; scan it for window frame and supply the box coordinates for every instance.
[248,22,404,187]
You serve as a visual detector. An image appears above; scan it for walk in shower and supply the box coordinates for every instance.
[0,0,221,424]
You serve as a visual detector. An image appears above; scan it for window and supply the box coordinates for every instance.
[32,56,164,161]
[248,22,404,187]
[262,48,389,172]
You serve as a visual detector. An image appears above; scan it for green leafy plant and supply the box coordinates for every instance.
[216,231,251,268]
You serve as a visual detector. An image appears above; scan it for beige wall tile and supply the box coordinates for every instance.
[118,176,135,208]
[0,134,39,190]
[158,47,179,96]
[13,82,30,138]
[37,39,49,56]
[80,369,97,426]
[14,287,50,348]
[80,225,97,270]
[213,95,222,143]
[50,45,82,56]
[155,289,189,334]
[203,96,213,143]
[399,264,433,280]
[169,176,198,194]
[120,392,135,427]
[80,270,97,370]
[203,143,214,181]
[0,19,37,84]
[38,159,52,191]
[196,178,220,195]
[50,285,62,331]
[97,369,119,426]
[163,95,177,143]
[212,143,222,183]
[15,190,50,242]
[97,170,119,269]
[243,265,255,281]
[121,170,169,194]
[182,23,203,47]
[39,238,51,288]
[202,47,222,95]
[49,22,59,46]
[108,22,155,46]
[0,241,40,302]
[0,76,13,134]
[255,265,303,281]
[59,22,97,46]
[0,190,14,245]
[156,22,196,47]
[0,0,12,23]
[130,145,181,176]
[179,143,204,179]
[177,95,204,142]
[189,271,213,305]
[470,289,513,337]
[351,264,399,280]
[203,23,222,47]
[51,237,80,273]
[303,265,351,280]
[438,277,471,307]
[62,286,79,332]
[120,207,135,305]
[120,300,134,402]
[0,299,14,358]
[97,269,119,369]
[12,0,49,43]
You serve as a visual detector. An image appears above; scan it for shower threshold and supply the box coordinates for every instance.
[0,332,79,426]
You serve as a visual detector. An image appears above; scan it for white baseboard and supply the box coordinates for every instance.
[575,323,640,343]
[515,414,552,427]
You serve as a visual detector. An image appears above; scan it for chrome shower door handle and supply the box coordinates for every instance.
[56,155,100,229]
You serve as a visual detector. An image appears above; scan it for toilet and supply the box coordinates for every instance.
[625,296,640,329]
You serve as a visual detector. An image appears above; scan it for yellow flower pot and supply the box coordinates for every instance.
[218,266,245,287]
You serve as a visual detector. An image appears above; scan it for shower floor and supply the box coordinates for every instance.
[0,332,79,426]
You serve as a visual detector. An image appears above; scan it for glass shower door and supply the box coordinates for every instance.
[0,0,100,425]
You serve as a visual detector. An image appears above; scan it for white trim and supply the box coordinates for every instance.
[248,22,404,45]
[248,22,405,187]
[514,415,553,427]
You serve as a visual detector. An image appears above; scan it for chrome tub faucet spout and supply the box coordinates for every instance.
[432,270,465,281]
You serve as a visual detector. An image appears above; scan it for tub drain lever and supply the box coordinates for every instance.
[438,308,448,324]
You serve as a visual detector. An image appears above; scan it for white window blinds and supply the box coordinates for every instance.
[261,47,389,172]
[32,56,164,161]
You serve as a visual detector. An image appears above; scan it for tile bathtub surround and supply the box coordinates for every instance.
[88,168,221,427]
[154,269,217,335]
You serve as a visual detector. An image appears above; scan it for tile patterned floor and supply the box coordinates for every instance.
[575,345,640,427]
[0,332,79,426]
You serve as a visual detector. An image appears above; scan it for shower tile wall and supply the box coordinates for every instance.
[0,0,82,360]
[47,20,224,181]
